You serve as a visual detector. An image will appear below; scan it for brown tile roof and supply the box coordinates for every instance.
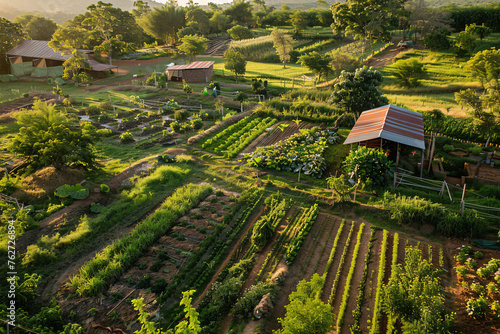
[167,61,215,71]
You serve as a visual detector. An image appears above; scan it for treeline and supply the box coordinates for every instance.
[443,4,500,32]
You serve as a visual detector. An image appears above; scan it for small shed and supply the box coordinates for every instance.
[165,61,215,83]
[344,104,426,177]
[6,40,116,78]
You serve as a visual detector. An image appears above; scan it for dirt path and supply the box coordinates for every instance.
[367,44,406,69]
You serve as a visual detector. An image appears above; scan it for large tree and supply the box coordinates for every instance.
[275,274,334,334]
[0,18,25,73]
[178,34,208,63]
[186,8,210,35]
[466,48,500,89]
[11,100,97,170]
[331,0,402,49]
[331,66,388,117]
[209,11,230,34]
[224,0,254,26]
[224,48,247,79]
[139,5,187,44]
[49,25,90,55]
[62,50,93,84]
[297,51,333,81]
[14,14,58,41]
[290,10,308,36]
[271,29,293,68]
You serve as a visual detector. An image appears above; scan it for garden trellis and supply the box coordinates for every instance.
[395,172,453,201]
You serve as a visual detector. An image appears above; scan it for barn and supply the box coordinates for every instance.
[165,61,215,83]
[6,40,117,78]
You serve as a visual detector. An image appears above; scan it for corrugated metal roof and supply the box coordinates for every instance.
[344,104,425,150]
[88,60,117,71]
[7,40,68,61]
[6,40,116,72]
[166,61,215,71]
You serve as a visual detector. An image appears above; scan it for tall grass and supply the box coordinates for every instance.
[70,183,212,296]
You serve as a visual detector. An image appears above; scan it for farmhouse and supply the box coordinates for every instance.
[344,104,425,176]
[6,40,117,78]
[165,61,215,83]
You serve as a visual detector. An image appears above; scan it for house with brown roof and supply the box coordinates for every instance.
[6,40,116,78]
[165,61,215,83]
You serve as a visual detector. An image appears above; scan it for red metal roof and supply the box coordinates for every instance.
[6,40,117,71]
[344,104,425,149]
[166,61,215,71]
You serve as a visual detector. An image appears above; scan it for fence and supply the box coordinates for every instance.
[395,172,452,201]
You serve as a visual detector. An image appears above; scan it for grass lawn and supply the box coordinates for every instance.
[379,33,500,117]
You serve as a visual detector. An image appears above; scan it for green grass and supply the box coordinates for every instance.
[379,33,500,117]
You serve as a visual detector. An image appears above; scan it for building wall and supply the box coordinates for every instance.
[182,67,213,83]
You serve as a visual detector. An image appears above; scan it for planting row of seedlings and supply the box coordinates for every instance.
[386,233,400,333]
[284,204,319,265]
[22,165,194,268]
[327,222,355,305]
[369,229,389,334]
[200,116,277,158]
[68,183,213,297]
[307,218,336,274]
[337,223,365,331]
[350,227,376,334]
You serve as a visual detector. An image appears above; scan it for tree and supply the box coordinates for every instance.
[290,10,307,36]
[329,51,362,78]
[0,18,26,73]
[186,8,210,35]
[139,5,187,44]
[224,0,254,26]
[62,50,92,84]
[14,14,58,41]
[400,0,452,40]
[224,48,247,79]
[271,29,293,68]
[452,31,476,58]
[423,29,451,51]
[465,23,491,41]
[331,66,388,117]
[297,51,332,81]
[49,26,90,55]
[93,35,128,60]
[178,34,208,63]
[227,25,253,40]
[209,11,230,34]
[275,273,334,334]
[10,100,97,170]
[466,48,500,89]
[343,146,393,186]
[132,0,151,17]
[183,79,194,100]
[393,58,426,87]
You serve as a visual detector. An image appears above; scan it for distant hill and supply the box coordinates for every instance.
[0,0,163,23]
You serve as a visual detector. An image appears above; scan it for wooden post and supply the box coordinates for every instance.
[394,143,400,188]
[353,183,358,201]
[427,135,436,172]
[298,168,301,182]
[420,149,424,178]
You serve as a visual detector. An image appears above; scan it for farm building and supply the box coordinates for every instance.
[344,104,426,176]
[165,61,214,83]
[6,40,116,78]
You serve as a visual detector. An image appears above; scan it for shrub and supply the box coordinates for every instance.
[174,109,190,121]
[22,244,58,266]
[443,144,454,152]
[175,154,194,164]
[456,266,469,278]
[96,128,112,137]
[100,184,110,194]
[344,146,393,187]
[231,282,278,318]
[85,105,101,116]
[170,121,181,133]
[424,30,451,51]
[120,132,134,143]
[466,296,488,318]
[393,58,426,87]
[136,275,152,289]
[151,278,168,294]
[475,251,484,259]
[149,260,163,272]
[471,283,485,294]
[487,282,497,294]
[227,25,253,40]
[191,118,203,130]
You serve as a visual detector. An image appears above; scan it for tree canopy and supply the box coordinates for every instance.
[10,100,97,170]
[0,18,25,73]
[331,66,388,116]
[271,29,293,68]
[224,48,247,78]
[275,273,334,334]
[139,5,187,44]
[224,0,254,26]
[298,51,332,81]
[178,34,208,63]
[14,14,58,41]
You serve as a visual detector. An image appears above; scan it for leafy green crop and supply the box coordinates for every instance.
[55,184,89,200]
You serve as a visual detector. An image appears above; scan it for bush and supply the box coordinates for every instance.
[175,154,194,164]
[96,128,112,137]
[393,58,426,88]
[85,105,101,116]
[227,25,253,40]
[471,282,485,294]
[466,296,488,318]
[344,146,393,187]
[191,118,203,130]
[100,184,110,194]
[475,251,484,259]
[120,132,134,143]
[443,144,454,152]
[23,244,58,266]
[456,266,469,278]
[151,278,168,294]
[170,121,182,133]
[174,109,190,121]
[424,31,451,51]
[231,282,278,318]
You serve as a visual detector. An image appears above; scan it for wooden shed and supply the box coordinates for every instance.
[165,61,214,83]
[6,40,116,78]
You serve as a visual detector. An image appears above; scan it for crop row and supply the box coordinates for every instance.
[337,223,365,331]
[369,229,389,334]
[23,165,192,267]
[284,204,319,265]
[251,197,292,250]
[222,117,277,158]
[386,233,399,333]
[328,222,355,304]
[322,219,346,277]
[201,116,256,149]
[350,227,376,334]
[296,39,336,55]
[310,220,335,273]
[212,117,263,152]
[69,184,212,297]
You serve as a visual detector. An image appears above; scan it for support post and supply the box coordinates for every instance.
[394,143,400,188]
[420,149,424,178]
[427,135,436,172]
